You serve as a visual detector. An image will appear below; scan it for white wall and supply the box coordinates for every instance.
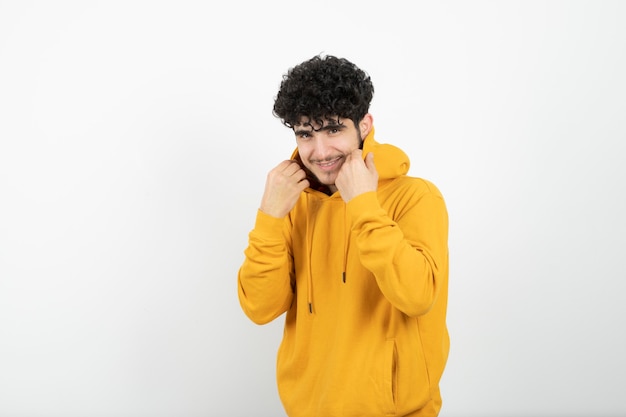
[1,1,625,416]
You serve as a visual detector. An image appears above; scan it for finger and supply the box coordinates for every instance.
[275,160,293,170]
[294,167,308,182]
[281,160,303,176]
[365,152,378,175]
[352,149,363,159]
[298,178,310,189]
[279,161,307,184]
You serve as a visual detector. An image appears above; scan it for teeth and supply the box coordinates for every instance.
[318,158,339,167]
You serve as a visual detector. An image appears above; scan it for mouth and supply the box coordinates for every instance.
[315,156,343,171]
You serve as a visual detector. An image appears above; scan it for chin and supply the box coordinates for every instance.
[315,173,338,186]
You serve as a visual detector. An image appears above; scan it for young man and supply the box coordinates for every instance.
[238,55,449,417]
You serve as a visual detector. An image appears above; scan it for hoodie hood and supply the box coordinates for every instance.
[290,127,410,193]
[360,127,411,180]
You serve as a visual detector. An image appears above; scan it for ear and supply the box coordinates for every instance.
[359,113,374,138]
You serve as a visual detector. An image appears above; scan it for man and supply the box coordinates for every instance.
[238,54,449,417]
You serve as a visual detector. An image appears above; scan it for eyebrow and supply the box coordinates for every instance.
[293,122,346,136]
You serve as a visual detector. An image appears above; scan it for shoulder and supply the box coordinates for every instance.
[383,175,445,200]
[379,176,448,223]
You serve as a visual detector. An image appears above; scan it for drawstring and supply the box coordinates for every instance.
[305,195,350,315]
[305,195,314,314]
[342,203,349,283]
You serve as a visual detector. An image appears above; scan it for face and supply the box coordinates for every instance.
[294,116,367,193]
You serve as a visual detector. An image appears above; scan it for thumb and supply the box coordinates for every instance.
[365,152,376,172]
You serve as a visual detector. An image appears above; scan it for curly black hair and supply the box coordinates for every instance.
[272,54,374,130]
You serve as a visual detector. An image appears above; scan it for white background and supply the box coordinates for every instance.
[1,1,625,416]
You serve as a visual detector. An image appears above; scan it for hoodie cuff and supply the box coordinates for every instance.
[253,209,287,238]
[346,191,383,220]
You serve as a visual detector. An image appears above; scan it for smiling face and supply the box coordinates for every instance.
[294,115,372,193]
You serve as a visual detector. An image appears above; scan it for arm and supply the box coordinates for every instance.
[347,185,449,317]
[238,160,307,324]
[237,210,294,324]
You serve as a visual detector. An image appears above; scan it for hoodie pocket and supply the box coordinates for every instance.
[383,338,398,414]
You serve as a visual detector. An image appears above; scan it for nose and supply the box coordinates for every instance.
[312,136,333,160]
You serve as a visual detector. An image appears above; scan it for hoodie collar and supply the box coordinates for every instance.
[360,128,410,180]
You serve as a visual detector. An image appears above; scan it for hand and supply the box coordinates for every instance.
[335,150,378,202]
[259,160,310,218]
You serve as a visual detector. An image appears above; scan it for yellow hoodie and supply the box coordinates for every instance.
[238,129,449,417]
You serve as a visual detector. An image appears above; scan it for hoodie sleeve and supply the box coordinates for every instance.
[346,180,448,317]
[237,210,294,325]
